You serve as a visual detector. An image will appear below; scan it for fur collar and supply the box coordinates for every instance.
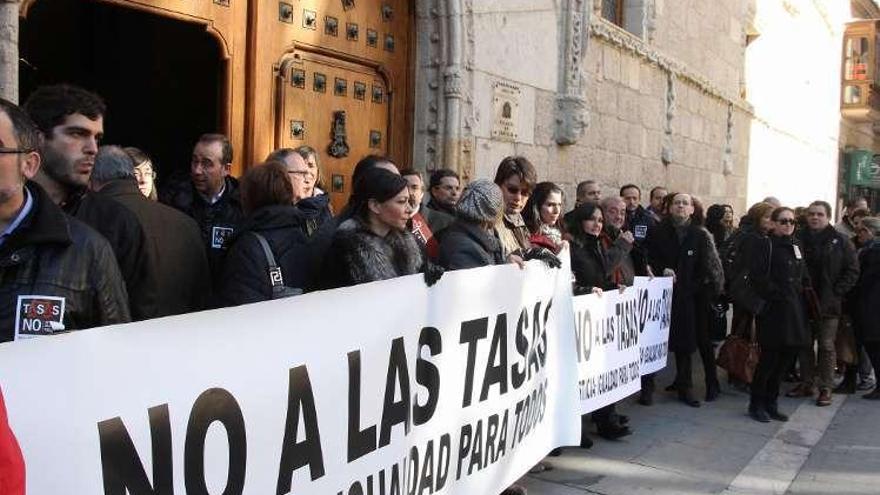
[335,218,424,284]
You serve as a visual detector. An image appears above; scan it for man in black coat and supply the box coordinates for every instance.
[643,193,724,407]
[91,146,212,317]
[620,184,657,244]
[160,134,244,287]
[791,201,860,406]
[0,98,130,339]
[24,84,158,321]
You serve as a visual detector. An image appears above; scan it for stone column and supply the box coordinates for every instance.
[0,0,18,103]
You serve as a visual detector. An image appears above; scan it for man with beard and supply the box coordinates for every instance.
[24,84,157,321]
[0,97,129,338]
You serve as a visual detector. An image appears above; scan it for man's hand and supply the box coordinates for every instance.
[620,231,635,245]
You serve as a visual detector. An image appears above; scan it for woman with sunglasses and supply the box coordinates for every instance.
[745,207,812,421]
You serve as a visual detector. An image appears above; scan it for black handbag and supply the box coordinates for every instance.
[252,232,303,299]
[729,238,771,315]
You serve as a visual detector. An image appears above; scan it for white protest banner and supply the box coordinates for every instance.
[0,255,580,494]
[634,276,673,375]
[572,286,643,414]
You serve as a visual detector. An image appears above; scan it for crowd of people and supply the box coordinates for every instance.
[1,84,879,495]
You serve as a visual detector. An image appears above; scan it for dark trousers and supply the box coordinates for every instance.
[674,351,694,390]
[751,348,798,407]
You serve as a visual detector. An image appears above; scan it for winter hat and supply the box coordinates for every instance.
[456,179,503,223]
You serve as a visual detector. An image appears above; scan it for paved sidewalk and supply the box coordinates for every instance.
[521,364,857,494]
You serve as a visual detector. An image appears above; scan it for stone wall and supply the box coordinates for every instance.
[461,0,753,213]
[434,0,855,215]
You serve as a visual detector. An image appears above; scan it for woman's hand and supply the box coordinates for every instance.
[592,287,604,296]
[508,254,526,269]
[618,284,627,294]
[662,268,676,283]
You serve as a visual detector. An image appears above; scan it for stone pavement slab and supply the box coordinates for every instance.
[520,362,852,494]
[786,393,880,495]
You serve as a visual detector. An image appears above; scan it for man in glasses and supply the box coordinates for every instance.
[25,84,157,321]
[266,148,332,237]
[426,169,461,216]
[161,133,244,289]
[790,201,860,407]
[0,97,129,340]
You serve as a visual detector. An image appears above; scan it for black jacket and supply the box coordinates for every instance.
[160,174,245,286]
[0,183,130,341]
[570,232,613,292]
[797,226,859,317]
[625,205,657,243]
[644,220,724,353]
[218,205,314,306]
[68,188,158,321]
[421,206,454,235]
[438,220,505,270]
[318,218,424,289]
[850,240,880,342]
[748,235,811,350]
[97,180,212,316]
[296,193,334,238]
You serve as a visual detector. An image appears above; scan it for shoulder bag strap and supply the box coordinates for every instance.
[251,232,286,298]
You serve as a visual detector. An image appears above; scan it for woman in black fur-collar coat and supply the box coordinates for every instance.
[319,168,425,289]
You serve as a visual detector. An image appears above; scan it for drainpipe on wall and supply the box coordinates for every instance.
[0,0,19,103]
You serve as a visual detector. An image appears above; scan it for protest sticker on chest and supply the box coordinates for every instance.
[211,226,234,249]
[14,295,65,340]
[634,225,648,239]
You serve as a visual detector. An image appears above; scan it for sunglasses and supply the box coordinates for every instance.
[776,219,796,225]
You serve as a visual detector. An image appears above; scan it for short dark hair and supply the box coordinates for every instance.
[197,133,233,164]
[398,168,422,181]
[847,197,867,209]
[494,156,537,193]
[429,169,459,189]
[619,184,641,197]
[808,200,832,217]
[0,97,42,152]
[575,179,598,196]
[23,84,105,137]
[650,186,667,197]
[240,161,293,214]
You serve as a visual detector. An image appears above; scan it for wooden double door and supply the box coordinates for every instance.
[253,0,414,212]
[20,0,414,212]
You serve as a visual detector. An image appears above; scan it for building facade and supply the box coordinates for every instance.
[2,0,876,213]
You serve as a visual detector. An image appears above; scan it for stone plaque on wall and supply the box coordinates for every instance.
[491,81,520,141]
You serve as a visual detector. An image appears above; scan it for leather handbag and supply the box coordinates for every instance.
[717,324,761,384]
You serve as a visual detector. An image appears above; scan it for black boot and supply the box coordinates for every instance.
[705,379,721,402]
[596,421,632,440]
[748,401,771,422]
[678,389,701,407]
[765,401,789,422]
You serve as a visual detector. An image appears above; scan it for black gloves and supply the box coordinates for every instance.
[423,262,445,287]
[523,247,562,269]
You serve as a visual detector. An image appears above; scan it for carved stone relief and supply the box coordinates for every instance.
[555,0,590,146]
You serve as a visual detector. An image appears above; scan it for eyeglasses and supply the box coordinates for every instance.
[0,147,36,155]
[776,219,796,225]
[287,170,312,178]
